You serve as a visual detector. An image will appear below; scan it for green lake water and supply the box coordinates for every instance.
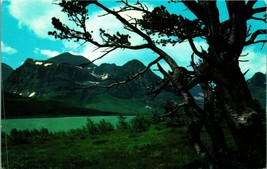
[1,116,134,134]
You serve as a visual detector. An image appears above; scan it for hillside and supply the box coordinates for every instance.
[247,72,266,109]
[1,63,14,81]
[46,52,93,66]
[2,54,173,117]
[2,52,265,117]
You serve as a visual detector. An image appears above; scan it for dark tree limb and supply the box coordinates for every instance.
[146,78,171,98]
[246,0,257,9]
[181,1,205,22]
[245,29,266,46]
[226,1,247,56]
[79,47,117,68]
[93,1,154,45]
[251,7,266,15]
[76,56,162,89]
[188,38,207,60]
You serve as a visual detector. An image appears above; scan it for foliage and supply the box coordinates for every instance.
[130,115,151,132]
[8,127,51,145]
[1,118,251,169]
[96,119,114,134]
[86,118,99,134]
[1,124,199,169]
[86,118,115,135]
[116,114,130,130]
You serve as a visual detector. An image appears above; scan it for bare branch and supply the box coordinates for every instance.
[157,63,170,78]
[146,78,170,97]
[117,0,153,15]
[250,16,267,23]
[243,69,250,76]
[181,0,205,22]
[245,29,266,45]
[188,38,207,60]
[246,40,267,46]
[76,56,162,89]
[246,0,257,9]
[240,53,249,57]
[251,7,266,15]
[78,47,117,68]
[238,60,249,62]
[160,102,185,117]
[93,1,154,45]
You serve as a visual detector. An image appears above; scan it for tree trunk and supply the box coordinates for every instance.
[181,91,216,169]
[201,82,233,169]
[216,63,266,168]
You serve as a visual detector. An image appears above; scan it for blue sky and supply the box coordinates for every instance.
[1,0,266,79]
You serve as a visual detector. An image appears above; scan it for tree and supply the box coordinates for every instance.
[49,0,266,168]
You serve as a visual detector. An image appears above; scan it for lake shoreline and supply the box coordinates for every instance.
[1,112,140,120]
[1,115,136,133]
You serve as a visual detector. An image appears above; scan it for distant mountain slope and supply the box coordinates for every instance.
[46,52,93,66]
[1,92,114,118]
[1,63,14,81]
[3,58,98,99]
[3,51,264,117]
[2,53,168,117]
[247,72,266,109]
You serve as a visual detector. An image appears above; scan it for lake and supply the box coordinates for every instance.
[1,116,134,134]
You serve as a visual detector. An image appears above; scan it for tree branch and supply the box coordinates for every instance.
[188,38,207,60]
[245,29,266,46]
[146,78,170,98]
[251,7,266,15]
[246,0,257,9]
[76,56,162,89]
[93,1,154,45]
[181,1,205,22]
[78,47,117,68]
[161,102,185,117]
[250,16,267,23]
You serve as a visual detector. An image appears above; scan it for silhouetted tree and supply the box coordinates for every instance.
[49,1,266,168]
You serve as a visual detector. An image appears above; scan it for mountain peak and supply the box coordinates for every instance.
[122,59,146,71]
[247,72,266,88]
[46,52,91,66]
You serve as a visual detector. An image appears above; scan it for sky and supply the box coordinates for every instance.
[1,0,266,79]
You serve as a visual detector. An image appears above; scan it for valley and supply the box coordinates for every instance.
[1,52,266,118]
[1,52,181,118]
[1,52,266,169]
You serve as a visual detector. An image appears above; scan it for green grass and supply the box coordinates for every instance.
[2,116,259,169]
[84,94,152,115]
[1,126,201,169]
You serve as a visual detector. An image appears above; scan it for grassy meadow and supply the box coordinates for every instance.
[1,115,248,169]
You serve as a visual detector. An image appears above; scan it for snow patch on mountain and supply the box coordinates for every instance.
[29,92,36,97]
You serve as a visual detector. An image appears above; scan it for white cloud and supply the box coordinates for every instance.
[7,0,265,80]
[61,3,155,64]
[8,0,69,39]
[34,48,60,58]
[85,7,146,45]
[239,46,266,78]
[1,41,17,54]
[40,49,60,58]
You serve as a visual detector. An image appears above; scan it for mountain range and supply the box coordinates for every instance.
[1,52,178,117]
[1,52,266,118]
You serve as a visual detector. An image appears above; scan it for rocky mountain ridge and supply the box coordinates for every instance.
[1,63,14,81]
[1,52,266,117]
[3,53,161,100]
[2,53,167,117]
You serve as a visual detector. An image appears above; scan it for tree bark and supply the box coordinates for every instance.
[215,62,266,168]
[201,82,233,169]
[181,91,216,169]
